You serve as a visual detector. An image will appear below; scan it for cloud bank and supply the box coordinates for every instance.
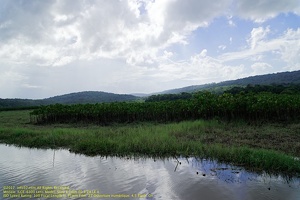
[0,0,299,98]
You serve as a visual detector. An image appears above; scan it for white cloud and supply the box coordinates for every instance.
[0,68,29,98]
[147,51,245,85]
[0,0,298,68]
[251,62,273,75]
[247,26,270,49]
[200,49,208,57]
[188,53,245,81]
[0,0,235,68]
[0,0,142,66]
[219,28,300,71]
[235,0,300,22]
[157,0,231,31]
[162,50,174,60]
[228,20,235,27]
[227,15,236,27]
[0,0,299,98]
[21,84,43,89]
[218,45,227,50]
[280,29,300,70]
[0,71,27,84]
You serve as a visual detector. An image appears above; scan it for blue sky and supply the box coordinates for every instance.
[0,0,299,98]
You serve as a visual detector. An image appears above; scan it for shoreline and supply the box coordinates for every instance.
[0,110,300,176]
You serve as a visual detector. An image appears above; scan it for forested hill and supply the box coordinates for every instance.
[160,70,300,94]
[1,70,300,109]
[0,91,139,109]
[43,91,138,104]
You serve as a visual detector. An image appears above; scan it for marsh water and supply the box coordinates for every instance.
[0,144,299,200]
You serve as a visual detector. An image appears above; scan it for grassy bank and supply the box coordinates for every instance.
[0,110,300,176]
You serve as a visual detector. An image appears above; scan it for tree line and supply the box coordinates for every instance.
[30,91,300,124]
[145,84,300,102]
[226,84,300,95]
[145,92,192,102]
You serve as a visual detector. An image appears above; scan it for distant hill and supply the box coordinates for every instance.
[158,83,217,94]
[0,99,44,109]
[1,70,300,109]
[43,91,138,104]
[160,70,300,94]
[0,91,139,109]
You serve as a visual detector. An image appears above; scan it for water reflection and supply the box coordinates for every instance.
[0,144,299,200]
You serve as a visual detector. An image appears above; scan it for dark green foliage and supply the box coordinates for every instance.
[0,106,39,111]
[145,92,192,102]
[0,99,44,109]
[30,92,300,124]
[220,70,300,86]
[226,84,300,95]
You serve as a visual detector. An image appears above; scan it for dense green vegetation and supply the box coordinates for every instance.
[0,99,43,109]
[145,92,192,102]
[226,84,300,95]
[0,110,300,175]
[30,92,300,124]
[145,84,300,103]
[0,106,40,112]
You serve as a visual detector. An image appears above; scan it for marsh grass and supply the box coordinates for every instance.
[0,110,299,175]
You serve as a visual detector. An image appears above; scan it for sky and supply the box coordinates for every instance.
[0,0,300,99]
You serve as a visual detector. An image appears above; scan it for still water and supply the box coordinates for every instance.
[0,144,299,200]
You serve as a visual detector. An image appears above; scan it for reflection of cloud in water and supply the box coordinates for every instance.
[0,145,299,200]
[188,157,259,183]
